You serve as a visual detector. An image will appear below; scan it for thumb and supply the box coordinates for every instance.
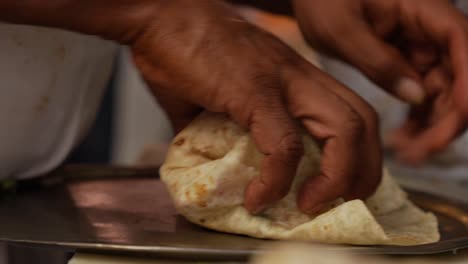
[150,89,202,133]
[236,99,303,214]
[132,51,203,132]
[330,19,425,104]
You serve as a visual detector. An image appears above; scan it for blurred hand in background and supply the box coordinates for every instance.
[292,0,468,165]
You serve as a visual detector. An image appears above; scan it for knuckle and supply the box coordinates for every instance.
[278,131,304,156]
[249,69,278,90]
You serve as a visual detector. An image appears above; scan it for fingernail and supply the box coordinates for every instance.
[395,78,425,105]
[251,204,267,215]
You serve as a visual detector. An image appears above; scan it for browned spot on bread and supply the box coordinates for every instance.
[193,183,208,207]
[199,218,206,223]
[170,182,178,191]
[194,183,207,197]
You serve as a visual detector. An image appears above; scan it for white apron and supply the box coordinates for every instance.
[0,24,116,180]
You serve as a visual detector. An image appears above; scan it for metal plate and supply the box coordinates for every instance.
[0,167,467,261]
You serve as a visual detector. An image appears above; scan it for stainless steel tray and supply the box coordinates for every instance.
[0,166,467,261]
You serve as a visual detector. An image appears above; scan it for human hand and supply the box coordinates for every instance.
[129,0,381,214]
[293,0,468,165]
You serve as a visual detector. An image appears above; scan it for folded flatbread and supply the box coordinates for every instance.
[160,112,439,246]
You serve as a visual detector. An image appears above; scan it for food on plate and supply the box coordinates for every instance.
[160,112,439,246]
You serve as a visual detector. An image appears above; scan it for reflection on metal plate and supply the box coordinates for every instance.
[0,166,467,261]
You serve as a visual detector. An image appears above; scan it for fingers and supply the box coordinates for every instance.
[241,96,303,214]
[387,118,419,151]
[298,125,357,213]
[364,0,398,37]
[370,0,468,163]
[389,65,466,165]
[449,28,468,117]
[312,70,382,200]
[395,1,468,163]
[402,1,468,117]
[395,111,465,165]
[285,71,378,214]
[239,65,381,215]
[315,12,424,104]
[293,0,426,104]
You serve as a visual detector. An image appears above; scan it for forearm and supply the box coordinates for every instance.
[0,0,159,43]
[226,0,293,15]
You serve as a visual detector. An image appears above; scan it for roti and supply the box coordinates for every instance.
[160,112,439,245]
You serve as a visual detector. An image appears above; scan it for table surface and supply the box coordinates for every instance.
[0,166,466,262]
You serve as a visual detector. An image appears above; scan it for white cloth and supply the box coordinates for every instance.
[0,24,116,180]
